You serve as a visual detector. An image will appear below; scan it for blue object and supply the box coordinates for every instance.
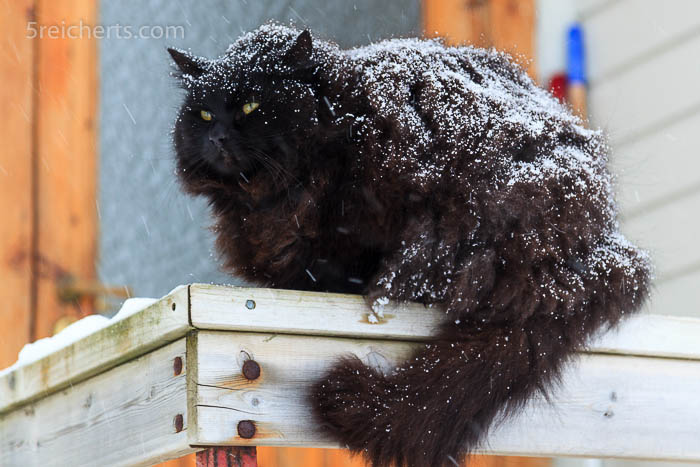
[567,23,586,84]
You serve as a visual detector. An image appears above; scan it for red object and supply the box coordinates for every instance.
[196,447,257,467]
[548,72,568,103]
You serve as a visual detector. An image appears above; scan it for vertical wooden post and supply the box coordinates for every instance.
[423,0,537,80]
[33,0,98,338]
[0,0,35,368]
[196,447,257,467]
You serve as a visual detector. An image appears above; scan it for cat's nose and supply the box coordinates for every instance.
[209,126,228,148]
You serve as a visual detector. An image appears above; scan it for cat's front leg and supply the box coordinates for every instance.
[363,228,496,323]
[363,219,456,321]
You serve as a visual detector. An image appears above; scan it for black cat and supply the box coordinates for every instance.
[169,23,651,467]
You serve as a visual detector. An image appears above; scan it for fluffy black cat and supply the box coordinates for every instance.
[169,23,651,467]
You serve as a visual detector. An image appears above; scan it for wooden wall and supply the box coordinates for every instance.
[423,0,537,79]
[581,0,700,319]
[0,0,35,370]
[0,0,98,367]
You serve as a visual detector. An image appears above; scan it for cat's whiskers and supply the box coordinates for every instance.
[246,147,299,192]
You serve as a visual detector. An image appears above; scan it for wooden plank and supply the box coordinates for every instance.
[191,331,700,460]
[612,112,700,218]
[576,0,613,19]
[190,284,700,361]
[588,313,700,359]
[0,338,196,466]
[488,0,536,78]
[423,0,536,79]
[583,0,700,83]
[0,0,35,368]
[423,0,491,48]
[33,0,99,339]
[621,190,700,280]
[189,284,443,341]
[0,285,190,414]
[588,34,700,146]
[649,270,700,319]
[191,331,416,448]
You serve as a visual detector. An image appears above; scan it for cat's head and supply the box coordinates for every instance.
[169,25,335,194]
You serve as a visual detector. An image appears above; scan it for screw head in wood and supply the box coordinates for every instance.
[173,356,183,376]
[237,420,256,439]
[242,360,261,380]
[174,414,184,433]
[245,299,256,309]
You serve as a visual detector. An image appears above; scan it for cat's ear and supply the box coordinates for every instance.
[167,48,208,78]
[283,30,313,67]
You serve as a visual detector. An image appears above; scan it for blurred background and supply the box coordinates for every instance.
[1,0,698,466]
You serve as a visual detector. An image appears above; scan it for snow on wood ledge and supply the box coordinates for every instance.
[1,284,700,466]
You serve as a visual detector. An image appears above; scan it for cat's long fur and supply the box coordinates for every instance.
[169,24,651,467]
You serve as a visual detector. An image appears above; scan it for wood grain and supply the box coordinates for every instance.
[0,285,190,414]
[190,285,700,361]
[33,0,99,339]
[191,331,700,461]
[0,0,35,368]
[0,338,196,466]
[423,0,536,79]
[488,0,536,77]
[189,284,444,341]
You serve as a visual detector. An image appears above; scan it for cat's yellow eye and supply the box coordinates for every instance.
[242,102,259,115]
[200,110,213,121]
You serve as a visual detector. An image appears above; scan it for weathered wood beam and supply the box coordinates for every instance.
[5,283,700,418]
[2,284,700,465]
[190,330,700,460]
[0,339,195,466]
[0,285,190,414]
[190,284,700,360]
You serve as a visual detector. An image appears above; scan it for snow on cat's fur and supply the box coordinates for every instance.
[169,23,651,467]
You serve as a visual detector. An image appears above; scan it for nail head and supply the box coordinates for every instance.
[237,420,256,439]
[173,356,183,376]
[242,360,261,380]
[174,414,184,433]
[245,299,256,310]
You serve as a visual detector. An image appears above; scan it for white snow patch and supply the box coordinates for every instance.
[0,297,157,376]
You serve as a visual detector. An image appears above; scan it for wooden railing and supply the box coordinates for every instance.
[2,284,699,465]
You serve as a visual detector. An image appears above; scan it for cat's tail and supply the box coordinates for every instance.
[313,238,650,467]
[314,318,569,467]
